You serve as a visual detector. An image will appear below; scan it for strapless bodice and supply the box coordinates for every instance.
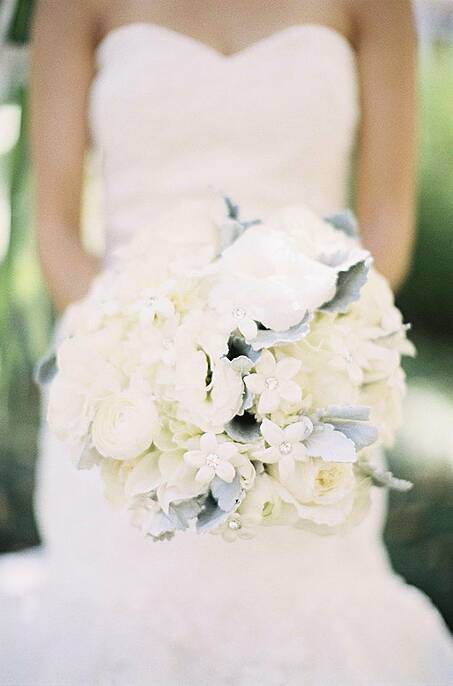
[89,23,359,255]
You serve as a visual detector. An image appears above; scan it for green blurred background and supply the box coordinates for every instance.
[0,0,452,630]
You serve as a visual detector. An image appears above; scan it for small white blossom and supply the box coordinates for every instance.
[254,418,312,480]
[245,350,301,414]
[131,288,175,323]
[184,433,241,484]
[209,281,258,340]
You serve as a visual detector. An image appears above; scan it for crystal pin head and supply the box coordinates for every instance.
[279,441,292,455]
[264,376,279,391]
[232,307,246,320]
[228,519,241,530]
[206,452,220,468]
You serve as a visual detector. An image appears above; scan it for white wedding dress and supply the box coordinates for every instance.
[1,23,453,686]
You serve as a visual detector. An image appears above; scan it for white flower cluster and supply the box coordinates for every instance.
[43,197,415,541]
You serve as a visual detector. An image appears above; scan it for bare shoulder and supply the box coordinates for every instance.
[347,0,416,43]
[33,0,101,42]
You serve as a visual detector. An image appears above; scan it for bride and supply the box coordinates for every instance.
[1,0,453,684]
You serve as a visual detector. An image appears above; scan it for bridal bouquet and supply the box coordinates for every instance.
[39,195,415,541]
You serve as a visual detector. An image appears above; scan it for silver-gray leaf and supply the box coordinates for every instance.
[33,350,57,386]
[196,494,231,533]
[327,420,378,450]
[231,355,255,376]
[147,510,177,540]
[250,311,312,351]
[318,249,350,269]
[315,405,371,422]
[321,257,371,313]
[358,462,413,492]
[211,472,243,512]
[224,412,262,443]
[311,405,377,450]
[217,218,246,254]
[324,209,359,238]
[167,498,203,529]
[228,335,261,364]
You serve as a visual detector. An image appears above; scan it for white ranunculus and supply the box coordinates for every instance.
[92,389,159,460]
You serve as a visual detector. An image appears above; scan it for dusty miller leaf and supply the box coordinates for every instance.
[196,494,232,533]
[324,209,359,238]
[320,257,372,313]
[227,334,261,364]
[224,412,262,443]
[211,472,243,512]
[250,311,312,351]
[312,405,378,451]
[358,462,413,492]
[33,350,57,386]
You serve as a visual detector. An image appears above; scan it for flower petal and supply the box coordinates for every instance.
[276,357,301,380]
[256,350,276,377]
[260,418,284,446]
[196,465,215,484]
[284,419,311,444]
[184,450,205,469]
[215,461,236,483]
[218,441,239,460]
[253,446,281,464]
[244,373,265,394]
[258,390,280,414]
[279,380,302,404]
[200,432,218,454]
[240,319,258,341]
[279,455,296,481]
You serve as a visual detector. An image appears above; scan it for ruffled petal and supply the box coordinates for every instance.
[256,350,276,377]
[200,432,218,453]
[279,380,302,404]
[276,357,301,380]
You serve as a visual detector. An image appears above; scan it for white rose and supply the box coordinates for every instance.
[271,459,359,527]
[92,389,159,460]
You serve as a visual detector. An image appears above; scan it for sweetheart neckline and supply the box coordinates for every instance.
[94,21,356,63]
